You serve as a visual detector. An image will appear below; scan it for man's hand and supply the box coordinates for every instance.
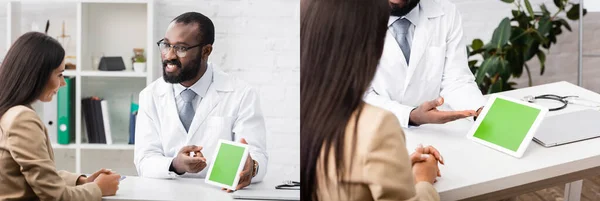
[474,107,484,121]
[409,97,477,126]
[172,145,207,174]
[223,138,255,193]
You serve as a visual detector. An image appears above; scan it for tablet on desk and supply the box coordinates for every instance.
[205,140,249,190]
[467,95,548,158]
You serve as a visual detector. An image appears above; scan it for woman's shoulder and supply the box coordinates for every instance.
[355,103,402,133]
[1,105,40,127]
[347,103,404,150]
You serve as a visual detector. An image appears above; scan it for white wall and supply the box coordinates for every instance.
[0,2,6,59]
[0,0,300,181]
[452,0,600,92]
[19,2,77,56]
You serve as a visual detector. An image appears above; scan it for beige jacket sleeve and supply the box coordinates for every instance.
[6,109,102,201]
[364,112,440,201]
[58,170,84,186]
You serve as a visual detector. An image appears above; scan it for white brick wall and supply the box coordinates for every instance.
[0,0,299,181]
[452,0,600,92]
[0,2,6,57]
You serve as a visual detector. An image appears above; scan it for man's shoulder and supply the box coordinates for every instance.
[140,78,167,98]
[212,67,254,95]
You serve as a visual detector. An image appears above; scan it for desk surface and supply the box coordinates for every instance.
[102,176,299,201]
[408,81,600,200]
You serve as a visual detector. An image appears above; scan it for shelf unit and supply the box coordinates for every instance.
[5,0,155,173]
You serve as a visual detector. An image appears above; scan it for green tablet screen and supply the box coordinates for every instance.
[473,98,541,151]
[208,143,246,186]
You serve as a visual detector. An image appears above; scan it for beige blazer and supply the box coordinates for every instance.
[0,105,101,201]
[316,104,440,201]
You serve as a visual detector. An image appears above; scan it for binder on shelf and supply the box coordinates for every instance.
[129,111,137,145]
[42,97,57,144]
[129,95,139,145]
[82,96,113,144]
[92,98,106,144]
[57,77,75,145]
[82,97,97,143]
[100,100,113,145]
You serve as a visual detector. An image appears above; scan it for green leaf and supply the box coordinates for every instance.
[540,4,550,16]
[510,27,528,45]
[483,42,496,50]
[524,39,540,61]
[512,10,521,18]
[543,31,555,49]
[553,0,563,9]
[501,0,514,3]
[547,30,557,45]
[472,39,484,50]
[475,56,505,84]
[567,4,582,20]
[491,18,512,50]
[499,59,511,82]
[524,0,535,19]
[537,51,546,75]
[469,48,486,56]
[489,77,504,94]
[469,60,478,68]
[512,11,530,29]
[537,16,552,36]
[506,46,524,77]
[469,60,478,74]
[531,30,547,45]
[558,18,572,32]
[476,57,495,84]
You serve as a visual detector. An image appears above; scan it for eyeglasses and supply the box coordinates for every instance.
[156,39,202,58]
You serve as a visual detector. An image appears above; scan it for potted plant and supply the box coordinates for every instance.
[132,48,146,73]
[468,0,586,94]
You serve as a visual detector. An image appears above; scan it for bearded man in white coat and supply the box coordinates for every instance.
[134,12,267,192]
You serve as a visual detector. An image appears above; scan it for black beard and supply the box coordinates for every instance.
[162,57,202,84]
[390,0,420,17]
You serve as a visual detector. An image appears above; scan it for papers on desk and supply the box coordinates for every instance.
[232,189,300,200]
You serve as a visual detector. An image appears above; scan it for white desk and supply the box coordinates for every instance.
[405,81,600,200]
[102,176,299,201]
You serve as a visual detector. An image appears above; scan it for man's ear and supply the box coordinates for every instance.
[202,44,213,59]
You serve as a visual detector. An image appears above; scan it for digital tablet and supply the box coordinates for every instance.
[466,95,548,158]
[205,140,249,190]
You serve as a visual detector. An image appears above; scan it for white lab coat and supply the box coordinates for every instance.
[365,0,485,128]
[134,63,268,182]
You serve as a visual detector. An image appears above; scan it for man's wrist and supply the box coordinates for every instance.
[408,107,418,126]
[252,160,259,178]
[169,160,185,175]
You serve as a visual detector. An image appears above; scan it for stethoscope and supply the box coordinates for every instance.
[523,94,600,111]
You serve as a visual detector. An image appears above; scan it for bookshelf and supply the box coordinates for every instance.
[5,0,155,174]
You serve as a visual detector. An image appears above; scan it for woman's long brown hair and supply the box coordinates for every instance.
[300,0,390,200]
[0,32,65,118]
